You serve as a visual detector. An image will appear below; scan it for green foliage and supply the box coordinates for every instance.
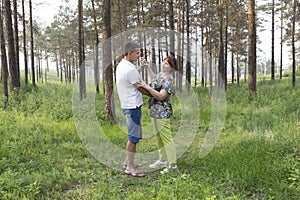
[0,78,299,199]
[2,82,73,121]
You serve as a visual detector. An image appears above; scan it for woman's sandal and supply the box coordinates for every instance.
[124,169,145,177]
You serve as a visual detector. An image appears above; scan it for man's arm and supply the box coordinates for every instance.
[133,83,153,97]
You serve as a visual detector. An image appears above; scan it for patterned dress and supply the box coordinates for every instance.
[148,72,175,119]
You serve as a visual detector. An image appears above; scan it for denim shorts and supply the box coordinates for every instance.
[122,106,142,143]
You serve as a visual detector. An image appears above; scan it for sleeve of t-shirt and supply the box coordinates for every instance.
[162,77,175,95]
[127,68,141,85]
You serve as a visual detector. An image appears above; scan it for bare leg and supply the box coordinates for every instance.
[126,141,136,171]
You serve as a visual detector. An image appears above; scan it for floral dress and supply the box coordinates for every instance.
[148,73,175,119]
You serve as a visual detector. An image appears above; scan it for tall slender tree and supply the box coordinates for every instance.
[176,0,183,92]
[279,0,283,79]
[291,0,296,88]
[4,0,19,90]
[0,2,9,105]
[13,0,20,83]
[29,0,35,86]
[78,0,86,99]
[200,1,205,87]
[22,0,28,85]
[248,0,257,95]
[271,0,275,80]
[218,0,225,88]
[103,0,114,121]
[91,0,100,93]
[224,0,229,91]
[186,0,191,93]
[169,0,175,57]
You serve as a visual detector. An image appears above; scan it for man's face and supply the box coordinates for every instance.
[128,48,140,63]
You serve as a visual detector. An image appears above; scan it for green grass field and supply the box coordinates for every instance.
[0,77,299,199]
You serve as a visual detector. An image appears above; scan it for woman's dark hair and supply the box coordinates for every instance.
[164,56,178,71]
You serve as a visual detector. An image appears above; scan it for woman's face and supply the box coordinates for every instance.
[162,60,172,72]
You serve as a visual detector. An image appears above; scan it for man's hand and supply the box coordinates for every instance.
[133,79,153,97]
[140,57,148,66]
[137,87,153,97]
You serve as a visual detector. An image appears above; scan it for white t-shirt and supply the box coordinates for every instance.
[116,59,143,109]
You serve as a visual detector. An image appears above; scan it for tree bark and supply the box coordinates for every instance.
[248,0,256,95]
[279,0,283,80]
[0,3,9,105]
[22,0,28,85]
[176,0,183,92]
[4,0,19,90]
[78,0,86,100]
[29,0,35,86]
[218,0,225,88]
[291,0,296,88]
[103,0,115,122]
[169,0,175,57]
[13,0,20,84]
[271,0,275,80]
[224,0,228,90]
[91,0,100,93]
[186,0,191,93]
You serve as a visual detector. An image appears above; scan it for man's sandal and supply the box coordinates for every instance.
[124,169,145,177]
[122,163,143,171]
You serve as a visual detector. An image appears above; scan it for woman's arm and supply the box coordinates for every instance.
[140,57,155,80]
[133,82,153,97]
[137,65,144,73]
[137,80,169,101]
[143,64,155,80]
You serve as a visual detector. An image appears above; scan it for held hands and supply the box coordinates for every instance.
[137,57,149,73]
[136,78,153,97]
[140,57,149,68]
[137,78,151,90]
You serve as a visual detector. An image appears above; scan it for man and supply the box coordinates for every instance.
[116,42,150,177]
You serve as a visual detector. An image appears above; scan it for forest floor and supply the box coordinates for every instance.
[0,76,299,199]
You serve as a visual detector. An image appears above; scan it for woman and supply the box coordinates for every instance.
[138,56,178,174]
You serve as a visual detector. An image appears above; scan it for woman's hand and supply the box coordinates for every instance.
[134,78,153,97]
[136,78,150,89]
[140,57,150,68]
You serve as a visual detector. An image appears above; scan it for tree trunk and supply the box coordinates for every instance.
[218,0,225,88]
[271,0,275,80]
[4,0,19,90]
[231,47,234,83]
[224,0,228,90]
[208,25,213,92]
[236,49,240,86]
[194,26,198,87]
[29,0,35,86]
[244,58,247,82]
[177,0,183,92]
[248,0,256,95]
[201,1,205,87]
[103,0,114,122]
[279,0,283,79]
[78,0,86,100]
[0,3,9,105]
[13,0,20,84]
[291,0,296,88]
[169,0,175,57]
[186,0,191,93]
[91,0,100,93]
[235,11,241,86]
[181,0,185,91]
[22,0,28,85]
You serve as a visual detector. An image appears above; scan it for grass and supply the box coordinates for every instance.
[0,77,299,199]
